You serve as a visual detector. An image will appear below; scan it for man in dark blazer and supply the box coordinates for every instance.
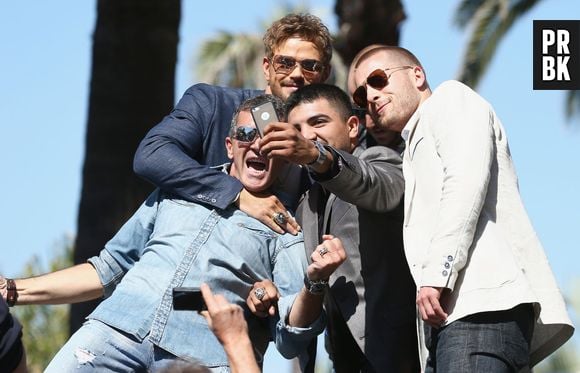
[247,84,419,372]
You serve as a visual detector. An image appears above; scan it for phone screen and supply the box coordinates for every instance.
[172,287,206,311]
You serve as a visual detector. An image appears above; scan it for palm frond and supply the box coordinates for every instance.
[454,0,488,27]
[455,0,540,87]
[565,90,580,121]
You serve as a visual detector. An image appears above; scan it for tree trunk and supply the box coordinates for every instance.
[334,0,406,66]
[71,0,180,334]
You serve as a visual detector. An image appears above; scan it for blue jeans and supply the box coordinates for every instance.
[424,304,534,373]
[45,319,229,372]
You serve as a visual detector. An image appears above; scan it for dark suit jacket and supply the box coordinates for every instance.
[297,145,418,373]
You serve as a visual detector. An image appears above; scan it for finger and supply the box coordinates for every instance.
[430,298,448,321]
[200,283,217,312]
[268,304,277,316]
[417,300,429,322]
[275,215,300,236]
[263,213,285,234]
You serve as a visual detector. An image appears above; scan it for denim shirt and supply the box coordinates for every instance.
[88,189,323,367]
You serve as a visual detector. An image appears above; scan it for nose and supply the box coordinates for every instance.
[287,63,306,81]
[300,125,317,141]
[366,84,381,106]
[250,136,262,152]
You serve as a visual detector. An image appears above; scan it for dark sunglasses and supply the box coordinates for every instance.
[271,55,324,77]
[352,65,414,108]
[231,126,259,143]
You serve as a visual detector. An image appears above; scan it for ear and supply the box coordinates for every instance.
[262,56,272,85]
[346,115,360,148]
[225,137,234,160]
[412,66,427,89]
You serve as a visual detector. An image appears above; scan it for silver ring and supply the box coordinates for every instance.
[254,287,266,301]
[272,212,287,225]
[318,246,329,257]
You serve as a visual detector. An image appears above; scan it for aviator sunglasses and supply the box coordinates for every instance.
[232,126,259,143]
[271,55,324,79]
[352,65,414,108]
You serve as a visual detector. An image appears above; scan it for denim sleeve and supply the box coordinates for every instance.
[133,84,261,209]
[87,190,161,298]
[270,235,326,358]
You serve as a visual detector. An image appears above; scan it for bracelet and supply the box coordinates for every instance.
[6,279,18,307]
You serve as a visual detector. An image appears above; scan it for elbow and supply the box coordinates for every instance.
[133,142,153,178]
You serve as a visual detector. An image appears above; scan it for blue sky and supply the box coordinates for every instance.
[1,0,578,370]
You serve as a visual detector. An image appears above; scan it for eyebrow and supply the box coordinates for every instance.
[306,113,332,124]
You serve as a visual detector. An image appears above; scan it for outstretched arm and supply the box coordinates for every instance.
[260,122,404,212]
[1,264,102,306]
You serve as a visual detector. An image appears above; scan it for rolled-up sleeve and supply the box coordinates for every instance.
[88,189,161,297]
[275,292,326,358]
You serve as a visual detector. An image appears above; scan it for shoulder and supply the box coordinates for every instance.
[357,145,402,163]
[431,80,487,106]
[183,83,263,101]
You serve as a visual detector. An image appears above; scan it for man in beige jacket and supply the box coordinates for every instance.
[349,45,573,372]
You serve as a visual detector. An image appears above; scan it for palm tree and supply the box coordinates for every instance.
[71,0,180,333]
[453,0,579,121]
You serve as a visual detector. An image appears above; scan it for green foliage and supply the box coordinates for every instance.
[454,0,579,122]
[12,236,73,373]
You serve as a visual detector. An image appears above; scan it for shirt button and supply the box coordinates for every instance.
[447,255,453,261]
[444,263,450,269]
[442,270,448,276]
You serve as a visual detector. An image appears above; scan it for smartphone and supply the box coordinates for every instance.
[251,101,279,137]
[172,287,207,311]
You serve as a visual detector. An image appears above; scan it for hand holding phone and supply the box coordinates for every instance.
[172,287,207,311]
[251,101,280,137]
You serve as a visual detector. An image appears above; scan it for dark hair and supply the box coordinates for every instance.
[229,94,285,136]
[285,84,353,121]
[263,13,333,66]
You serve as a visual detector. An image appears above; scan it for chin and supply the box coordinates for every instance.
[242,178,273,193]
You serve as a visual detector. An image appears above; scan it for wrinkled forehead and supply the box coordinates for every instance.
[236,110,256,127]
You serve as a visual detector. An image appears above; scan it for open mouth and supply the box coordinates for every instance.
[246,156,268,172]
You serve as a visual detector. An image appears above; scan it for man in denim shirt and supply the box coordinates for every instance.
[6,95,346,372]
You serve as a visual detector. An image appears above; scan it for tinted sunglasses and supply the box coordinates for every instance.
[271,55,324,78]
[232,126,259,143]
[352,65,414,108]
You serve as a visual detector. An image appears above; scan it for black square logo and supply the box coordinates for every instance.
[533,20,580,90]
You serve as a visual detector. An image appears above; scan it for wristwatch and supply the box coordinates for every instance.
[307,140,327,168]
[304,275,328,295]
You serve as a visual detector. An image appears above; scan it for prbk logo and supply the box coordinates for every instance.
[533,20,580,90]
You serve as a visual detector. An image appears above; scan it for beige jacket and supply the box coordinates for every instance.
[402,80,573,367]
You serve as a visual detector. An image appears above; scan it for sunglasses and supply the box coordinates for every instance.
[271,55,324,78]
[352,65,414,108]
[231,126,259,143]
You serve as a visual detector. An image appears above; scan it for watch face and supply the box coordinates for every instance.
[304,276,328,294]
